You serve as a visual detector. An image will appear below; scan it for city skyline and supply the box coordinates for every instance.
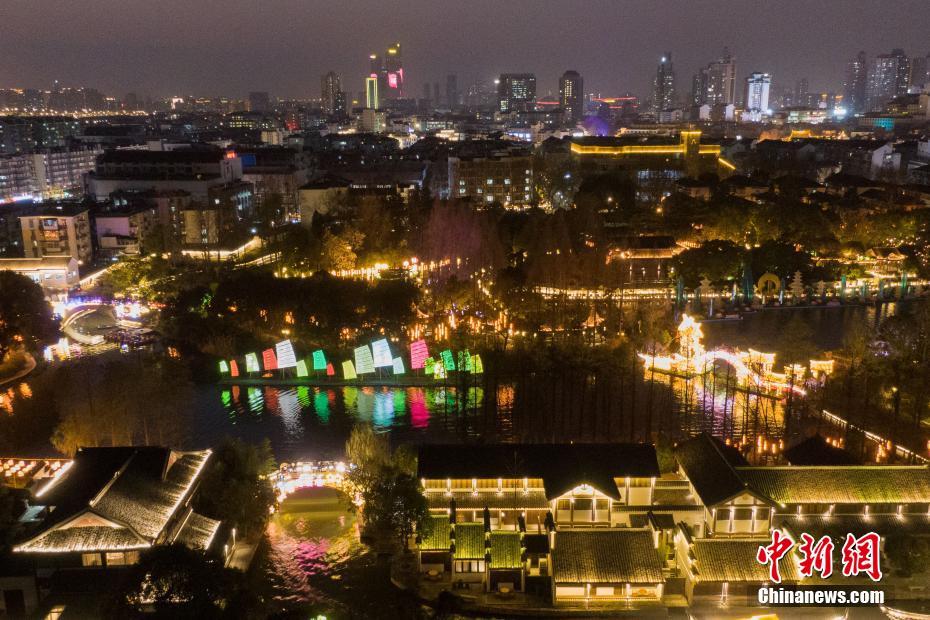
[1,0,927,100]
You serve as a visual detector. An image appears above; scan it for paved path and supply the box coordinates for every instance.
[227,539,259,571]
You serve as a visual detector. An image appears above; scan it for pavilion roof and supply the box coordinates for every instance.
[174,510,221,551]
[737,466,930,505]
[778,514,930,543]
[426,490,549,511]
[420,515,452,552]
[453,524,486,560]
[551,530,663,585]
[418,443,659,501]
[488,532,522,569]
[15,447,211,554]
[690,539,800,583]
[675,434,751,506]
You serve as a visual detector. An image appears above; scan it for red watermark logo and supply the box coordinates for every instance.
[757,531,882,583]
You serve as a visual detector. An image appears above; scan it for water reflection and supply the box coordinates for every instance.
[262,486,413,616]
[202,385,490,460]
[206,377,788,461]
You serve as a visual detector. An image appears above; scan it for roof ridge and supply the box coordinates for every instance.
[88,449,137,508]
[703,434,744,481]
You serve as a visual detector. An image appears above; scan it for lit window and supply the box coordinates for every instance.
[486,179,493,185]
[81,553,102,567]
[106,552,127,565]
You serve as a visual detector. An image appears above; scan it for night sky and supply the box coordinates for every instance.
[1,0,927,100]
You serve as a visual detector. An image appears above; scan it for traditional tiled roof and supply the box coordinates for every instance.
[14,524,148,553]
[420,515,452,551]
[675,434,750,506]
[92,451,211,540]
[737,466,930,505]
[691,539,800,583]
[651,487,697,505]
[453,524,486,559]
[629,512,677,530]
[418,444,659,502]
[551,530,663,584]
[426,490,549,511]
[174,511,221,551]
[778,514,930,543]
[15,447,212,554]
[676,435,930,507]
[488,532,522,569]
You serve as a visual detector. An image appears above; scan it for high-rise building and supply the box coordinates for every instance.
[692,49,736,107]
[368,44,404,102]
[743,72,771,122]
[910,53,930,92]
[690,72,706,107]
[422,83,432,101]
[844,51,868,114]
[795,78,810,107]
[559,70,584,123]
[446,74,459,109]
[384,43,404,98]
[867,49,910,111]
[248,91,270,113]
[497,74,536,113]
[333,91,348,118]
[19,203,93,264]
[433,83,441,106]
[652,54,676,116]
[365,77,379,110]
[320,71,341,115]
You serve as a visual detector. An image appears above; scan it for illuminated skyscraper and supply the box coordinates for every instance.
[368,44,404,102]
[652,54,676,116]
[867,49,909,111]
[498,73,536,113]
[692,49,736,107]
[844,51,868,114]
[384,43,404,98]
[559,70,584,123]
[743,72,771,122]
[365,76,379,109]
[320,71,341,115]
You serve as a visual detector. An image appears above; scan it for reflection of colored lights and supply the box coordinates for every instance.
[410,389,428,428]
[314,390,330,425]
[247,387,264,414]
[373,391,395,429]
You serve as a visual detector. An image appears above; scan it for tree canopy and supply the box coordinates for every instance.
[195,438,276,536]
[0,271,57,360]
